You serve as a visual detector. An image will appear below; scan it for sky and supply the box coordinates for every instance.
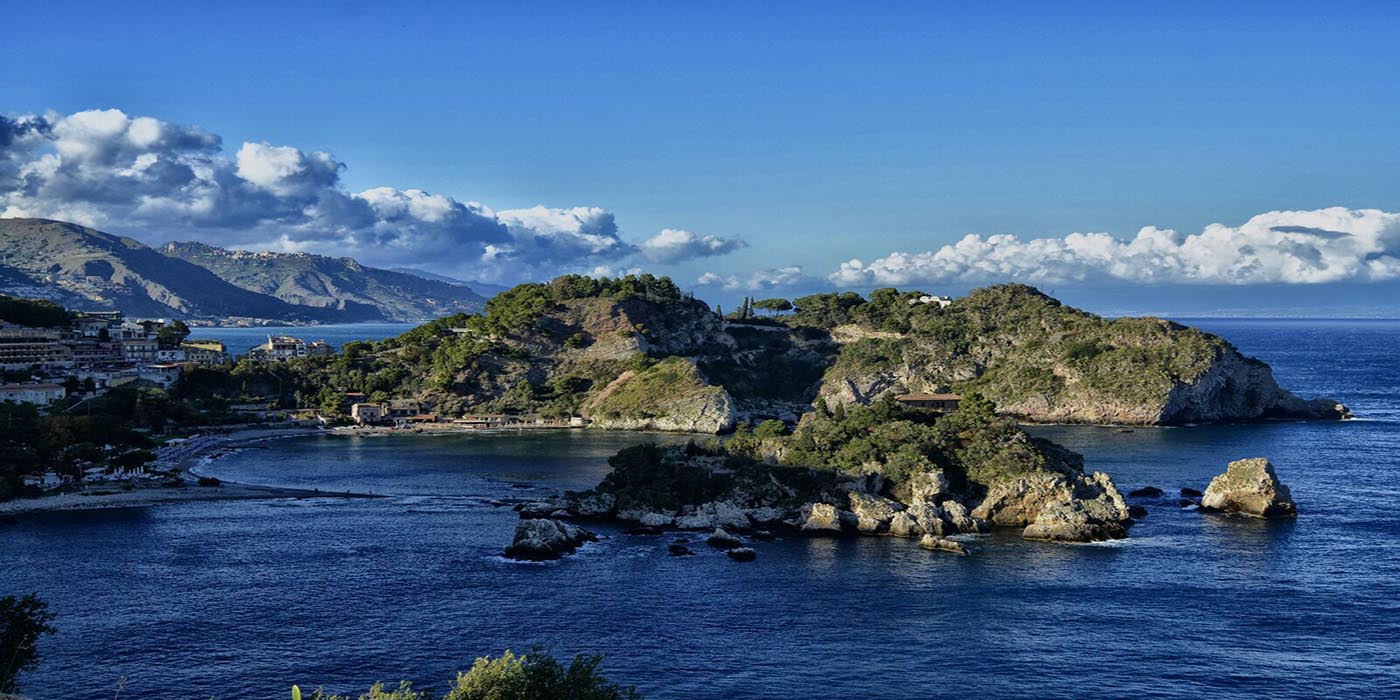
[3,1,1400,314]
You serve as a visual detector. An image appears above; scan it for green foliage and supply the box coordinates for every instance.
[444,649,642,700]
[753,298,793,313]
[0,294,72,328]
[564,332,591,349]
[588,357,720,422]
[156,319,191,348]
[0,593,57,694]
[600,442,729,510]
[753,419,787,438]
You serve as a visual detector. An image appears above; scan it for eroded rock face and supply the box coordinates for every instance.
[847,491,904,534]
[1201,458,1297,518]
[800,502,846,534]
[675,501,751,530]
[707,528,743,548]
[974,470,1131,542]
[504,518,597,561]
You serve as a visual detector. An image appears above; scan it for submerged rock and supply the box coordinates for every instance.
[727,546,757,562]
[623,526,664,536]
[504,518,597,561]
[668,544,695,557]
[1128,486,1164,498]
[1180,487,1204,498]
[918,535,969,555]
[1201,458,1297,518]
[707,528,744,548]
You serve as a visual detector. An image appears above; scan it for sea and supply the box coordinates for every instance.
[186,322,417,356]
[3,318,1399,699]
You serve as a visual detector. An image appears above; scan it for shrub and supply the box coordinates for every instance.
[444,650,641,700]
[0,593,57,694]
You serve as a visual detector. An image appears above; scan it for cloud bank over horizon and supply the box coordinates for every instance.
[0,109,744,283]
[831,208,1400,288]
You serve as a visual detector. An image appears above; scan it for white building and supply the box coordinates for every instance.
[0,383,66,406]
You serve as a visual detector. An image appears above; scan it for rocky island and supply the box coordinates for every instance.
[505,395,1136,560]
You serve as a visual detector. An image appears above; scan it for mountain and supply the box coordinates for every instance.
[389,267,509,298]
[163,242,486,321]
[0,218,346,322]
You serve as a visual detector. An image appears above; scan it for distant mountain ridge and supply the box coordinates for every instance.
[162,241,486,322]
[0,217,486,323]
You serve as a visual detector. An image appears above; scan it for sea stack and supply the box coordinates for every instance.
[1201,458,1297,518]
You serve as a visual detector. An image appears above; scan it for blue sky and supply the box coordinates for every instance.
[3,1,1399,313]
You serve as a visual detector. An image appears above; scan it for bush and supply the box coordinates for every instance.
[294,649,641,700]
[0,593,57,694]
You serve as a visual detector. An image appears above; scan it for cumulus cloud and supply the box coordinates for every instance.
[0,108,741,283]
[698,266,810,291]
[640,228,746,263]
[831,208,1400,287]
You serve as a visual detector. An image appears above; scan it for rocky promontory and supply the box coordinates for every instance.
[514,397,1135,550]
[1201,458,1298,518]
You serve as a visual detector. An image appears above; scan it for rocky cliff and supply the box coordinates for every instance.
[811,285,1347,425]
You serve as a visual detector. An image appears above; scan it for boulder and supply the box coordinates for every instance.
[668,544,695,557]
[707,528,744,549]
[750,530,776,541]
[919,535,969,555]
[1180,487,1204,498]
[744,506,788,526]
[799,502,846,534]
[847,491,904,534]
[503,518,597,561]
[518,497,568,518]
[1201,458,1297,518]
[639,511,676,528]
[1128,486,1164,498]
[675,501,751,530]
[887,511,925,538]
[1019,472,1132,542]
[567,492,616,517]
[727,547,757,562]
[623,526,664,536]
[1127,505,1148,518]
[940,500,988,534]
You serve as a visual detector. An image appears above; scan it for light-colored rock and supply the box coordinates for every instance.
[800,502,846,534]
[639,511,676,528]
[847,491,904,534]
[503,518,597,561]
[674,501,750,530]
[707,528,743,548]
[569,492,616,517]
[918,535,969,555]
[1201,458,1297,518]
[744,506,788,526]
[907,469,950,507]
[727,546,757,562]
[1020,472,1131,542]
[887,511,924,538]
[940,500,988,534]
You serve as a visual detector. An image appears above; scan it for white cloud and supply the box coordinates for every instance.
[0,108,725,284]
[831,208,1400,287]
[698,266,808,291]
[640,228,746,263]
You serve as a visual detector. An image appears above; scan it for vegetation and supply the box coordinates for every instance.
[0,593,56,695]
[0,294,71,328]
[296,649,641,700]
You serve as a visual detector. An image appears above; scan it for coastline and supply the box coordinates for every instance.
[0,426,372,518]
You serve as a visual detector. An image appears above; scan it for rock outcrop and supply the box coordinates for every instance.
[503,518,597,561]
[1201,458,1297,518]
[974,471,1132,542]
[584,357,739,434]
[919,535,969,555]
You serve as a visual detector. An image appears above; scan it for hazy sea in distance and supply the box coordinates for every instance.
[4,318,1400,699]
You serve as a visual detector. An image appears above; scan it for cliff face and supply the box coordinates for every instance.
[812,285,1347,425]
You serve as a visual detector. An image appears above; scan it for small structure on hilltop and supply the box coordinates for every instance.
[894,392,961,412]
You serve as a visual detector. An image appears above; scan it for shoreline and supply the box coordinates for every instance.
[0,426,373,518]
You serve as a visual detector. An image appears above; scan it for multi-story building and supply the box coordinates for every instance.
[350,402,386,424]
[0,325,72,370]
[181,340,228,366]
[250,335,308,361]
[120,338,159,363]
[0,383,66,406]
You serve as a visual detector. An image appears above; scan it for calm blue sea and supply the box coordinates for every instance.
[186,322,417,356]
[4,319,1399,699]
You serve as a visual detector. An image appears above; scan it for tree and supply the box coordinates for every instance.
[156,320,191,348]
[0,593,57,694]
[753,298,793,314]
[444,650,642,700]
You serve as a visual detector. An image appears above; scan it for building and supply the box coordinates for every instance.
[156,348,187,363]
[250,335,307,361]
[0,383,66,406]
[120,337,159,362]
[138,364,183,388]
[181,340,228,366]
[307,340,336,357]
[0,326,71,369]
[894,393,961,412]
[350,402,386,424]
[387,399,421,419]
[66,339,122,365]
[908,295,954,308]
